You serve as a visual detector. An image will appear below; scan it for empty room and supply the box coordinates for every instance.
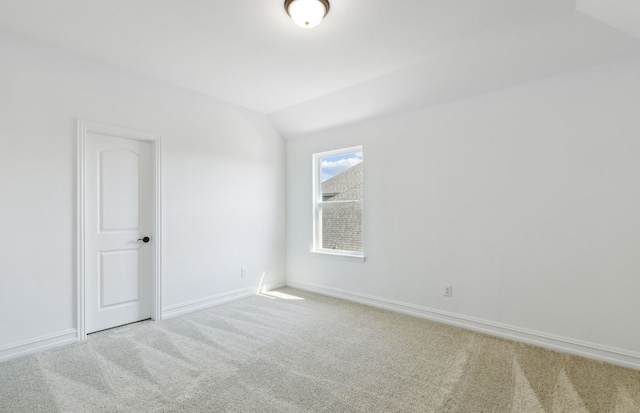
[1,0,639,411]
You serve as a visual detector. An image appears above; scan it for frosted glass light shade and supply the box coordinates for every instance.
[285,0,329,29]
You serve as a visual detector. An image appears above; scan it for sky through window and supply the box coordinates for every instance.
[321,152,363,181]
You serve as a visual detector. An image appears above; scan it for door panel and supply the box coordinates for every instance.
[100,250,139,308]
[100,149,139,231]
[85,133,152,333]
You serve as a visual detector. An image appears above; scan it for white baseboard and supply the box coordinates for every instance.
[162,287,256,319]
[286,280,640,371]
[162,280,286,319]
[260,280,287,292]
[0,329,78,363]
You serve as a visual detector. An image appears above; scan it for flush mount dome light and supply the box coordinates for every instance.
[285,0,330,29]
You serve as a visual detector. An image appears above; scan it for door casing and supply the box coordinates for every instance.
[77,120,162,340]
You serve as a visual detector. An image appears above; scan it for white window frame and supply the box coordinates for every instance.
[312,146,365,261]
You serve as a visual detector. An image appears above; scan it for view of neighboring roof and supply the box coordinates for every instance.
[321,162,363,252]
[322,162,363,201]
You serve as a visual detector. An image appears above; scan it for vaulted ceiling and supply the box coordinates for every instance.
[1,0,639,137]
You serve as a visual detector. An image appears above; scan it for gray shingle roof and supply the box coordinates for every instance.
[321,162,363,252]
[322,162,363,200]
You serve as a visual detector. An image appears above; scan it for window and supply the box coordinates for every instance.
[312,146,364,258]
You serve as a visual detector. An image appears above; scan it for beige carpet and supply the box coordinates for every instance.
[1,287,639,412]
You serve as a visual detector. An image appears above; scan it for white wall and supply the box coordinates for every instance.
[286,58,640,368]
[0,31,286,357]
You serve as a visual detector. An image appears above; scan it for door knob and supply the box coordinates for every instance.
[137,236,150,243]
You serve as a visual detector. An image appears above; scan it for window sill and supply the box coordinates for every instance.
[310,250,366,263]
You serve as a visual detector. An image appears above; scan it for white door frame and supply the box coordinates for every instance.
[77,120,162,341]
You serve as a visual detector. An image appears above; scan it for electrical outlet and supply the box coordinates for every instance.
[241,267,246,277]
[444,284,452,297]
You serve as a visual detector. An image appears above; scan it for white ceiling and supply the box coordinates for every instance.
[1,0,639,137]
[577,0,640,40]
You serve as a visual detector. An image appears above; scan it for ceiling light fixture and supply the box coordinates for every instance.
[285,0,330,29]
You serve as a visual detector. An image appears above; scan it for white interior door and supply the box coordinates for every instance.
[84,132,152,334]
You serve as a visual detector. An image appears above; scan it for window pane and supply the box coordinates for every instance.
[321,152,363,202]
[321,203,362,252]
